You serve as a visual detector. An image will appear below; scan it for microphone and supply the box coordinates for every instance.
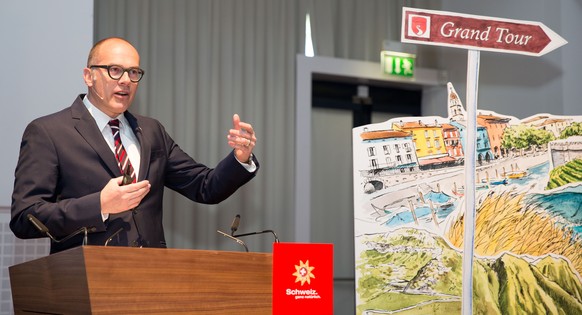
[217,230,249,252]
[230,215,280,243]
[230,214,241,236]
[27,214,91,245]
[91,84,105,101]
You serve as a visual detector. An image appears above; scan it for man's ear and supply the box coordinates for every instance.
[83,68,93,86]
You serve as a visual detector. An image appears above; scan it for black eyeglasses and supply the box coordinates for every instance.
[89,64,145,82]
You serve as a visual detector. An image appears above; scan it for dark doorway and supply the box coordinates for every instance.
[307,72,426,315]
[311,76,422,127]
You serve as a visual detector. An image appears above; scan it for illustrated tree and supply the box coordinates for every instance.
[501,125,555,154]
[560,122,582,139]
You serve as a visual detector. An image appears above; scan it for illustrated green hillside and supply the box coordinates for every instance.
[547,158,582,189]
[356,228,582,315]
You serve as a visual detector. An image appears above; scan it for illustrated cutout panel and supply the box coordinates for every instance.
[352,82,582,314]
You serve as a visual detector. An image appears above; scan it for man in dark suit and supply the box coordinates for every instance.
[10,37,259,254]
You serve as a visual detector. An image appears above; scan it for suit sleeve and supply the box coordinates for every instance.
[10,121,106,240]
[156,123,259,204]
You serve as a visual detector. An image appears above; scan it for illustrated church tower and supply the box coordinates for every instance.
[447,82,466,122]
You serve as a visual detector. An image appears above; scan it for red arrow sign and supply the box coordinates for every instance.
[401,7,567,56]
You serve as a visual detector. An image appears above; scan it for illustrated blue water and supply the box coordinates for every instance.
[384,190,457,227]
[424,190,454,204]
[510,161,549,186]
[529,191,582,224]
[516,161,582,236]
[385,161,582,237]
[385,206,433,227]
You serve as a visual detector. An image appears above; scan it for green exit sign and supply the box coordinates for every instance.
[381,51,415,77]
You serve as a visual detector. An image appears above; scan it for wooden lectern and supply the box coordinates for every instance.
[9,246,272,314]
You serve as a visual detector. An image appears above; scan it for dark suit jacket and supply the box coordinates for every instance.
[10,95,258,253]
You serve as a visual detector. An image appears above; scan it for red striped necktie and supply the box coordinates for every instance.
[108,119,136,183]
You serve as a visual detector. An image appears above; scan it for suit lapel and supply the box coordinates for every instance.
[125,112,151,181]
[71,97,121,177]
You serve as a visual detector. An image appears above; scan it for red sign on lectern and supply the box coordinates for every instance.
[401,7,567,56]
[272,243,333,315]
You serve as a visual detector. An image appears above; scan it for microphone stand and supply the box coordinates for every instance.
[27,214,91,245]
[233,230,280,243]
[227,214,280,244]
[104,227,124,246]
[58,226,90,245]
[217,230,249,252]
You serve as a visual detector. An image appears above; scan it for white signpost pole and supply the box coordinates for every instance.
[462,49,480,315]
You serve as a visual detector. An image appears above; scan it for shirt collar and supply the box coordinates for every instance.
[82,95,129,131]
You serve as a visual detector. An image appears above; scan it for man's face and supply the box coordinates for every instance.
[83,39,141,118]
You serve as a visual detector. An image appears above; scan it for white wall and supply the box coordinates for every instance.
[0,0,93,206]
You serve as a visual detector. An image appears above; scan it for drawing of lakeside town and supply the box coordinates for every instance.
[352,82,582,314]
